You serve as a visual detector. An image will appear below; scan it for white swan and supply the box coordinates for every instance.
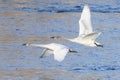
[23,43,77,62]
[51,5,103,47]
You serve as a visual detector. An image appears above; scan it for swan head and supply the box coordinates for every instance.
[69,49,78,53]
[22,43,30,46]
[50,36,61,39]
[94,42,103,47]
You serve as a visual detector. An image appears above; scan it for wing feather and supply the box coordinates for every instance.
[79,5,93,36]
[53,48,69,62]
[82,32,101,41]
[40,48,53,58]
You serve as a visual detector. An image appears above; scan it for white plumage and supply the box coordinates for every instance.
[79,5,92,35]
[51,5,103,47]
[24,43,77,62]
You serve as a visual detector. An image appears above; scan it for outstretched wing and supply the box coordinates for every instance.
[82,32,101,41]
[79,5,93,36]
[40,48,53,58]
[53,48,69,62]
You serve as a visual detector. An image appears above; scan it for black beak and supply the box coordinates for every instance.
[94,43,103,47]
[69,49,78,53]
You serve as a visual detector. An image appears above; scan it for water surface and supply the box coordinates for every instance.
[0,0,120,80]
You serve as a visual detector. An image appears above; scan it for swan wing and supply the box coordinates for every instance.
[53,48,69,62]
[40,48,53,58]
[79,5,93,36]
[82,32,101,41]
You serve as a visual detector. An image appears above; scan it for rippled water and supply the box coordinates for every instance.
[20,2,120,13]
[1,0,120,13]
[0,0,120,13]
[0,0,120,80]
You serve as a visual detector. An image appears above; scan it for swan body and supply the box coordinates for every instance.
[23,43,77,62]
[51,5,103,47]
[67,32,102,47]
[71,5,103,47]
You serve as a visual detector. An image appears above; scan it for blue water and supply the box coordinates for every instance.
[0,0,120,79]
[19,3,120,13]
[0,0,120,13]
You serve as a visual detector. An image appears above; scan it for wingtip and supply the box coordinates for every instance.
[97,32,102,36]
[99,32,102,35]
[94,32,102,35]
[84,4,89,9]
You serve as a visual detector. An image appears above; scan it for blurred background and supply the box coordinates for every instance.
[0,0,120,80]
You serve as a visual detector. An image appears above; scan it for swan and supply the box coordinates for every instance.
[23,43,77,62]
[51,5,103,47]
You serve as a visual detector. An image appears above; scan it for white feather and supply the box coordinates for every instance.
[61,5,102,47]
[79,5,93,36]
[25,43,71,62]
[40,48,53,58]
[82,32,101,42]
[54,48,69,62]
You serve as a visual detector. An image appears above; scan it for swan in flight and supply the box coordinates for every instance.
[23,43,77,62]
[51,5,103,47]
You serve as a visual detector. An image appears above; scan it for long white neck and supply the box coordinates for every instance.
[26,43,47,48]
[52,36,78,43]
[64,37,78,43]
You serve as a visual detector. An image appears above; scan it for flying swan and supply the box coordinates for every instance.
[23,43,77,62]
[51,5,103,47]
